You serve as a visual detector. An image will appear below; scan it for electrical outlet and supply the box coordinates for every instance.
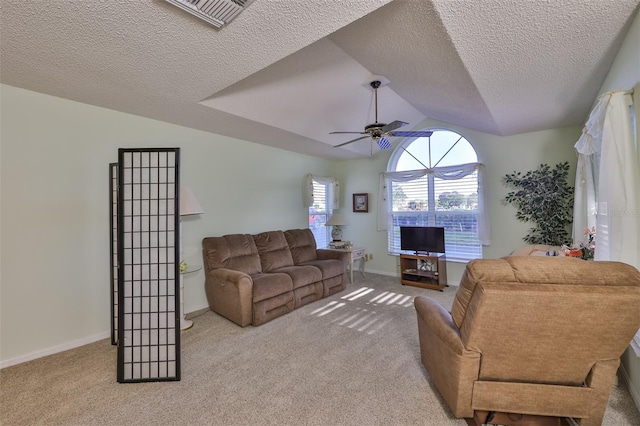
[368,253,373,260]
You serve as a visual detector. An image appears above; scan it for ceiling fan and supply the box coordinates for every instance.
[330,79,433,150]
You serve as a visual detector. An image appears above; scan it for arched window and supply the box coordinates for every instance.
[382,129,487,261]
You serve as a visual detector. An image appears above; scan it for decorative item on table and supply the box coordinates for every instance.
[179,186,204,331]
[562,226,595,260]
[418,259,435,272]
[329,240,346,249]
[325,212,348,241]
[353,193,369,213]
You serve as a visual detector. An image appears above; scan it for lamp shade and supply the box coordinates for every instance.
[325,212,348,226]
[180,186,204,216]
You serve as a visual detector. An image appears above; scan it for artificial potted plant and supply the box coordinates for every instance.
[503,162,574,246]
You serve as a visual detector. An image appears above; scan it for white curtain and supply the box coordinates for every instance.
[303,174,340,209]
[377,162,490,245]
[573,97,607,238]
[573,90,639,266]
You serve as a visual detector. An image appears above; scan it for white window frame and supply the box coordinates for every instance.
[305,175,338,249]
[380,129,489,262]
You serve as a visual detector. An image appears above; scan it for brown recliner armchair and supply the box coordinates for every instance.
[415,256,640,426]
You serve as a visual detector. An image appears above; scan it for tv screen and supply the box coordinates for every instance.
[400,226,445,254]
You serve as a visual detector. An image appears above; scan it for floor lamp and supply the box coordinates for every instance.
[179,186,204,330]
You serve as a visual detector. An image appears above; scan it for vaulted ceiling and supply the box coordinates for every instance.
[2,0,638,159]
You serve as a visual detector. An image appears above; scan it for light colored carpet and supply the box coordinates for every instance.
[1,274,639,425]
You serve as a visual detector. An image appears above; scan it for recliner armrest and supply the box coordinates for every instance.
[415,296,467,355]
[415,295,480,418]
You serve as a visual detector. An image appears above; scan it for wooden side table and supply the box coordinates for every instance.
[326,246,366,284]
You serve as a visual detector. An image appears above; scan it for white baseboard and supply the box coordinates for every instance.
[619,362,640,413]
[186,303,210,315]
[1,304,212,369]
[0,331,111,369]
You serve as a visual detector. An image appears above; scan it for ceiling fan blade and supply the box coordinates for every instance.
[381,120,408,132]
[387,130,434,138]
[329,131,367,135]
[377,137,392,150]
[333,135,370,148]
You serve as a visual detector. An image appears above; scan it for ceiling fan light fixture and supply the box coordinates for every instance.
[377,137,392,150]
[330,76,432,152]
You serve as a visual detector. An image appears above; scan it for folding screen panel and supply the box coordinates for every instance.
[110,163,118,345]
[117,148,181,383]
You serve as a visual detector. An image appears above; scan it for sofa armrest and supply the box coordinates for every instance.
[316,249,346,261]
[204,268,253,327]
[414,296,480,418]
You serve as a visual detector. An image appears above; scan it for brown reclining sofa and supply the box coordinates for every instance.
[202,228,347,326]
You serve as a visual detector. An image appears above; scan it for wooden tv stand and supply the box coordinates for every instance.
[400,252,447,291]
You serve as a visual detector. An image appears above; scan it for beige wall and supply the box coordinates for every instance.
[0,85,335,364]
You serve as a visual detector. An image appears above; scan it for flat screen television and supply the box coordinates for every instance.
[400,226,446,254]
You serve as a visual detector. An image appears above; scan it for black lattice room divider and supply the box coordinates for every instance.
[114,148,181,383]
[110,163,118,345]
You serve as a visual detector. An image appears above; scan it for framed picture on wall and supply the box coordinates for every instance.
[353,193,368,213]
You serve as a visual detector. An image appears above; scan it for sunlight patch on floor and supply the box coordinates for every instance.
[308,287,413,334]
[368,290,413,307]
[341,287,375,301]
[310,301,346,316]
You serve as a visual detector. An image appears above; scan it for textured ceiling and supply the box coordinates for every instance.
[1,0,638,159]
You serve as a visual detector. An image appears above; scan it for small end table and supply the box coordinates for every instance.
[325,246,366,284]
[180,264,202,330]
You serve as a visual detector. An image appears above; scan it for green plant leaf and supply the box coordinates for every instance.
[503,162,574,246]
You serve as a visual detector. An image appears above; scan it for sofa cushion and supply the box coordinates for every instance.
[284,229,319,264]
[253,231,295,272]
[251,272,294,303]
[271,265,322,289]
[203,234,262,275]
[293,282,324,308]
[299,259,344,280]
[252,292,295,326]
[322,275,346,297]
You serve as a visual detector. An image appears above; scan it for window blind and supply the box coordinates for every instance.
[386,168,482,261]
[309,179,332,248]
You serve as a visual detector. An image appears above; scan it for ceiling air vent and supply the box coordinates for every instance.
[163,0,255,28]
